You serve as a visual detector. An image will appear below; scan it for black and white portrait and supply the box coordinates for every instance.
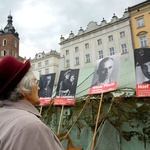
[38,73,56,98]
[56,69,79,97]
[91,54,120,87]
[134,48,150,84]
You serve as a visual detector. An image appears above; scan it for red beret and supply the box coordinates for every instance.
[0,55,30,98]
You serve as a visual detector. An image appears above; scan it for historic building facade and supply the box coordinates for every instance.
[30,50,60,85]
[0,14,20,60]
[128,0,150,49]
[59,10,134,71]
[30,1,148,84]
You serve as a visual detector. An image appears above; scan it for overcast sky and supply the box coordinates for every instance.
[0,0,144,59]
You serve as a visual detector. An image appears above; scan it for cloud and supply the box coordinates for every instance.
[15,1,56,29]
[0,0,144,59]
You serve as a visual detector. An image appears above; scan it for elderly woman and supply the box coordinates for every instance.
[0,56,63,150]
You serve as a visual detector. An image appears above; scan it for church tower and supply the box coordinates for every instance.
[0,13,19,60]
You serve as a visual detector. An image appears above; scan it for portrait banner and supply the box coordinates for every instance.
[54,69,79,106]
[38,73,56,106]
[89,53,121,94]
[134,48,150,97]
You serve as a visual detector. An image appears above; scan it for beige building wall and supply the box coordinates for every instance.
[129,0,150,49]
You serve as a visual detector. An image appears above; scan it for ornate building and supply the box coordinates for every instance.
[30,50,60,86]
[59,10,134,71]
[0,14,20,60]
[128,0,150,49]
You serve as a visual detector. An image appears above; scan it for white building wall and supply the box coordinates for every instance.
[30,11,134,86]
[59,11,133,71]
[30,50,60,85]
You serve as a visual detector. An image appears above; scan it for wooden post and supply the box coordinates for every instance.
[57,105,64,135]
[91,93,103,150]
[39,106,43,115]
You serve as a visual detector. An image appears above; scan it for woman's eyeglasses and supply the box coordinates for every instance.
[33,78,39,86]
[35,79,39,86]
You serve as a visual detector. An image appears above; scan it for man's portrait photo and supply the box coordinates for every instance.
[134,48,150,84]
[91,54,120,87]
[56,69,79,97]
[38,73,56,98]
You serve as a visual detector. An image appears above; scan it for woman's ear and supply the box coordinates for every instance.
[19,88,26,99]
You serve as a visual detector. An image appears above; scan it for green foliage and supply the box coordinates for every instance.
[107,94,150,143]
[39,92,150,143]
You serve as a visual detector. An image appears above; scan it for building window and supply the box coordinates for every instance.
[85,43,89,49]
[66,50,69,55]
[75,57,80,65]
[66,59,70,68]
[14,52,17,58]
[121,44,127,54]
[4,50,7,56]
[98,50,103,59]
[109,47,115,56]
[136,17,144,28]
[3,39,7,46]
[45,68,49,74]
[139,36,147,47]
[97,39,102,45]
[75,47,79,52]
[32,64,35,69]
[1,50,7,56]
[14,40,17,48]
[37,53,42,59]
[120,31,125,38]
[38,62,42,67]
[108,35,113,42]
[38,70,41,76]
[45,60,49,66]
[85,54,90,63]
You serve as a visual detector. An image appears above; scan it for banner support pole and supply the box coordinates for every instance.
[39,106,43,115]
[57,105,64,135]
[91,93,103,150]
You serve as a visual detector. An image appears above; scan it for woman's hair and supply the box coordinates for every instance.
[8,69,35,101]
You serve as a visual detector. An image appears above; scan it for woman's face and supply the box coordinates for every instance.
[24,75,40,106]
[70,75,75,82]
